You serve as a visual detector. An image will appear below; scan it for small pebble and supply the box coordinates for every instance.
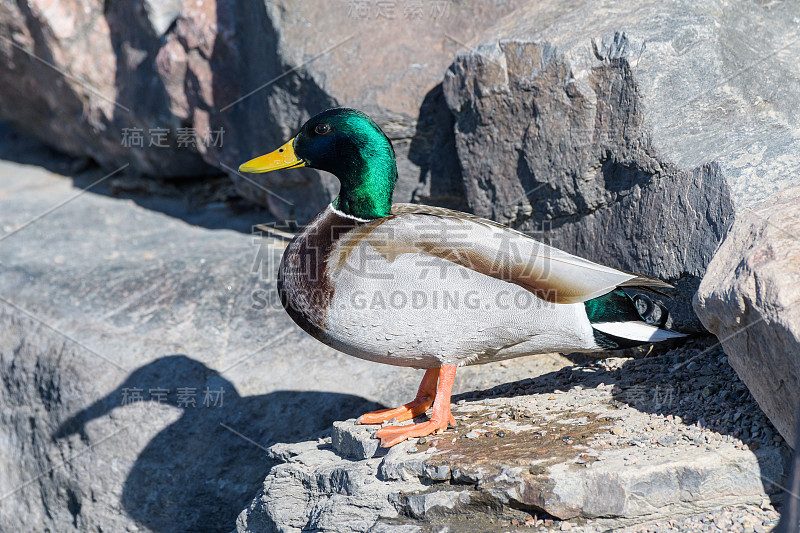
[657,435,677,446]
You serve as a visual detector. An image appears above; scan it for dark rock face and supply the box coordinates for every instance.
[0,0,340,220]
[0,0,215,177]
[0,0,524,221]
[777,410,800,533]
[442,0,800,329]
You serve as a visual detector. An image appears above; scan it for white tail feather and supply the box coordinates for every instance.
[592,321,687,342]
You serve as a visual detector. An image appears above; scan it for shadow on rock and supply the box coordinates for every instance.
[406,83,467,211]
[55,355,378,533]
[777,407,800,533]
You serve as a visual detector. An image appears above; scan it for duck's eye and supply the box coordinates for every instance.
[314,123,331,135]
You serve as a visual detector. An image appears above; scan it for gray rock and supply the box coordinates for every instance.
[543,447,780,519]
[422,462,451,482]
[367,525,423,533]
[378,442,428,482]
[332,419,383,460]
[235,441,426,533]
[404,490,472,520]
[694,185,800,445]
[442,0,800,330]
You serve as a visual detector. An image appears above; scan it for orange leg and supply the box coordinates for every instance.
[373,365,457,448]
[358,368,439,425]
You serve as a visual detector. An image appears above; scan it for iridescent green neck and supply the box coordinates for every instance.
[330,123,397,220]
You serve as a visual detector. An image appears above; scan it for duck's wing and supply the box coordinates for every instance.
[331,203,670,305]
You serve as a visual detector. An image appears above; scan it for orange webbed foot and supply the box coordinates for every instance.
[366,365,458,448]
[374,409,457,447]
[357,396,434,425]
[357,368,439,425]
[374,419,447,447]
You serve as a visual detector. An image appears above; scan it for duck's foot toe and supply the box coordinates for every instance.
[357,395,434,425]
[374,416,453,447]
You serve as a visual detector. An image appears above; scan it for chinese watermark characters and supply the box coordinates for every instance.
[121,127,224,149]
[120,386,226,408]
[347,0,450,20]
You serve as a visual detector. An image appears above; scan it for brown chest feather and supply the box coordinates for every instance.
[277,209,364,337]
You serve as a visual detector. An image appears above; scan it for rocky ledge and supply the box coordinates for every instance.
[236,340,789,532]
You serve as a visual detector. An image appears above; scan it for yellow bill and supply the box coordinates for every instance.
[238,137,305,173]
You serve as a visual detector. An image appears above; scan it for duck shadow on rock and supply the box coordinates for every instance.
[54,355,379,533]
[454,336,789,500]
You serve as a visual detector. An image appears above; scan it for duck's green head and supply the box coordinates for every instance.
[239,108,397,220]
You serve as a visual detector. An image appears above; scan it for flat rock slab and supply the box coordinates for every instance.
[238,341,789,532]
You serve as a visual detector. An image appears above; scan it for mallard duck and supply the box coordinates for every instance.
[239,108,685,447]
